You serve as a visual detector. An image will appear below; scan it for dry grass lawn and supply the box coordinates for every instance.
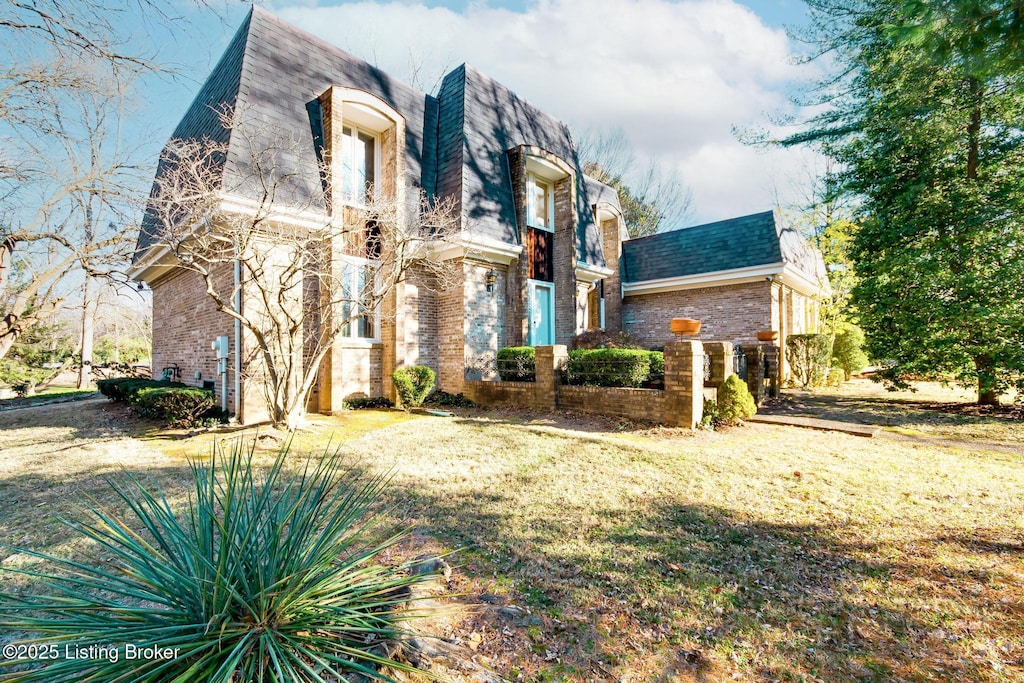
[1,386,1022,682]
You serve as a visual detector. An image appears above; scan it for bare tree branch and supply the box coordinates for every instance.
[147,107,461,429]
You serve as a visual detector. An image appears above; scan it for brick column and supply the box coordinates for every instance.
[664,341,704,429]
[761,343,780,399]
[703,341,734,388]
[745,345,766,405]
[534,345,566,410]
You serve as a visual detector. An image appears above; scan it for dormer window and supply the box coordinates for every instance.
[341,125,378,204]
[526,172,553,231]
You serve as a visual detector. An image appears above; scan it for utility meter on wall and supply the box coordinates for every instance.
[211,336,229,375]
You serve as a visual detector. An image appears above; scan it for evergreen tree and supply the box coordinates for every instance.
[788,0,1024,404]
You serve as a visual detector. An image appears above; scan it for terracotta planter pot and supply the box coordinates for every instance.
[670,318,702,335]
[757,330,779,342]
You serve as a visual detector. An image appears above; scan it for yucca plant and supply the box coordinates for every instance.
[0,439,440,682]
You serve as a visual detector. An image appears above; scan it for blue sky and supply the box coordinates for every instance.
[142,0,820,225]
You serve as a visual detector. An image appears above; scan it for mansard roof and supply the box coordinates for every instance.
[136,7,609,268]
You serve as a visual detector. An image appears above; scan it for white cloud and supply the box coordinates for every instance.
[271,0,819,224]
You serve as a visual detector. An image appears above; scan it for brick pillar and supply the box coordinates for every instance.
[703,341,734,388]
[534,345,566,410]
[745,345,766,405]
[761,343,780,399]
[664,341,704,429]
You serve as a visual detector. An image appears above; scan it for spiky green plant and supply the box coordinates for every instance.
[0,440,440,682]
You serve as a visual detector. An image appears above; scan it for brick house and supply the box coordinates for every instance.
[621,210,828,375]
[130,8,826,423]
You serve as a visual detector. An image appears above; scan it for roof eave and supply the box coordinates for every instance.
[622,263,785,296]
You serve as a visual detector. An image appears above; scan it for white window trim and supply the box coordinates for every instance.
[526,172,554,232]
[340,124,382,208]
[338,255,380,342]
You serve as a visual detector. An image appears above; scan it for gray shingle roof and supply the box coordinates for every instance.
[137,7,435,258]
[584,174,622,214]
[621,210,823,283]
[441,64,604,266]
[136,7,606,268]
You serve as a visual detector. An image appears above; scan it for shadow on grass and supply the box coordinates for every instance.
[376,481,1016,682]
[0,463,195,555]
[761,390,1020,429]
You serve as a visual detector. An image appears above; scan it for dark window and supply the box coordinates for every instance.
[365,220,382,260]
[527,226,553,282]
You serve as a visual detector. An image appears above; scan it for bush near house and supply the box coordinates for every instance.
[97,377,224,428]
[392,365,436,408]
[786,334,833,388]
[717,374,757,425]
[497,346,536,382]
[132,387,219,428]
[566,348,664,388]
[833,325,869,379]
[97,377,188,402]
[570,329,645,350]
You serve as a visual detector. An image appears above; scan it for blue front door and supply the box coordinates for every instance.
[528,280,554,346]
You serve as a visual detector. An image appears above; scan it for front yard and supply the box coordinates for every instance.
[1,386,1022,682]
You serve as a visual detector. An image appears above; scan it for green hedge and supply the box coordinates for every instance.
[97,377,188,402]
[97,377,221,428]
[392,365,436,408]
[566,348,664,388]
[496,347,535,382]
[133,387,217,428]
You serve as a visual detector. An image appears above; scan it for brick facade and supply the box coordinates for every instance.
[150,264,240,416]
[623,281,773,348]
[464,343,704,428]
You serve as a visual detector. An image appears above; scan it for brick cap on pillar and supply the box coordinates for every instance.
[665,340,704,355]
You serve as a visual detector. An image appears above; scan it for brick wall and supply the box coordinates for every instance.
[623,281,773,347]
[553,175,577,345]
[558,386,666,422]
[601,217,623,334]
[150,263,239,415]
[437,262,465,393]
[401,265,440,371]
[464,261,507,363]
[465,344,704,428]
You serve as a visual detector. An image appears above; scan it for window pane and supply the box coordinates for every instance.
[528,176,550,229]
[342,127,354,202]
[359,131,375,201]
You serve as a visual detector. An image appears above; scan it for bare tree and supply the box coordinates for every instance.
[147,108,460,430]
[0,61,141,365]
[575,126,693,237]
[1,1,222,372]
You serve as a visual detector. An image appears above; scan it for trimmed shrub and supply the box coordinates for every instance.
[344,396,394,410]
[496,346,536,382]
[718,373,757,425]
[786,334,833,388]
[570,329,645,350]
[828,367,846,387]
[0,439,442,681]
[700,398,720,430]
[647,351,665,387]
[392,365,436,408]
[833,325,869,379]
[133,386,217,428]
[98,377,187,402]
[424,390,475,408]
[566,348,662,388]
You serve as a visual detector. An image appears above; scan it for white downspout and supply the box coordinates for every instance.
[233,259,241,419]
